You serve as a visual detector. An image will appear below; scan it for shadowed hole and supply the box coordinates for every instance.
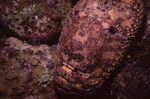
[104,0,110,4]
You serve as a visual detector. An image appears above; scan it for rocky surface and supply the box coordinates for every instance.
[0,37,57,99]
[0,0,68,44]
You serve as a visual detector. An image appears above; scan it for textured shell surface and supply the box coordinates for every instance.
[54,0,144,95]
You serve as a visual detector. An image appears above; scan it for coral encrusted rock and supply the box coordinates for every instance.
[0,0,68,44]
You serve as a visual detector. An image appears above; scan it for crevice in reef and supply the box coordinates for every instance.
[0,24,60,46]
[72,0,79,6]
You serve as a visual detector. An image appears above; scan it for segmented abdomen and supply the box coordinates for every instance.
[54,0,144,95]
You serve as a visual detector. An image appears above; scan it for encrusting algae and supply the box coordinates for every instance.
[0,0,68,44]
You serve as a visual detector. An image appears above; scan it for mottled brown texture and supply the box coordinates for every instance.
[54,0,144,95]
[0,0,68,43]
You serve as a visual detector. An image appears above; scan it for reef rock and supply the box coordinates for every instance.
[0,0,68,44]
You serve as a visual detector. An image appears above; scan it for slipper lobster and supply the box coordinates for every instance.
[54,0,144,95]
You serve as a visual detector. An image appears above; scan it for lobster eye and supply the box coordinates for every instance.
[109,26,117,35]
[75,10,79,16]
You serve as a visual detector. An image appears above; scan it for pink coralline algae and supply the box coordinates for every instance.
[0,0,68,44]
